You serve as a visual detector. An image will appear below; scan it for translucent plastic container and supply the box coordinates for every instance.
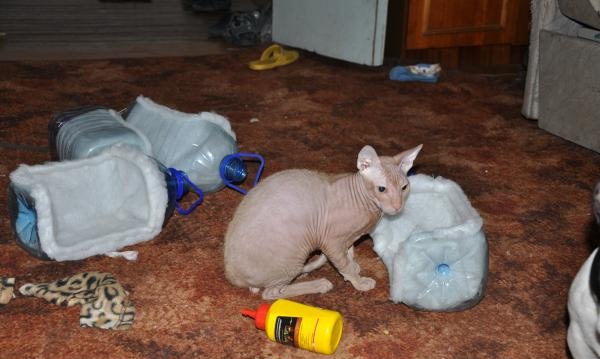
[370,174,488,311]
[8,145,180,261]
[49,106,151,161]
[123,96,246,193]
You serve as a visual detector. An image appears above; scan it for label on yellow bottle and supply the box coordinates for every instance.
[274,316,301,347]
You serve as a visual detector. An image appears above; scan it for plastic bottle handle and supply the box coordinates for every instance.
[168,168,204,215]
[220,152,266,195]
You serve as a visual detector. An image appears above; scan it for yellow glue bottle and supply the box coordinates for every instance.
[241,299,343,355]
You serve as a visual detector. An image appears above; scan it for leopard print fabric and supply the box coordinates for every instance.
[19,272,135,330]
[0,277,15,306]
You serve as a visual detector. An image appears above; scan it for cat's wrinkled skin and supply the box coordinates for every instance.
[567,182,600,359]
[224,144,422,299]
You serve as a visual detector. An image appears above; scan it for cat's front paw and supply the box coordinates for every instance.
[353,276,376,291]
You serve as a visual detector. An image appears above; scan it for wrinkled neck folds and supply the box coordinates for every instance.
[334,173,381,215]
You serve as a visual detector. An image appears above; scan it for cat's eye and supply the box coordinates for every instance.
[401,184,408,191]
[378,186,386,193]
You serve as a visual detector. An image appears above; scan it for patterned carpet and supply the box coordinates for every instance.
[1,50,599,358]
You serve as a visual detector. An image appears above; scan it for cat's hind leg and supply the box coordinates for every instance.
[261,278,333,299]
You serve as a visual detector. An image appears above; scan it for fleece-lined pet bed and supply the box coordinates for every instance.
[8,144,168,261]
[370,174,488,311]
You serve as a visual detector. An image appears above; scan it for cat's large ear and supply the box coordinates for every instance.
[357,145,382,180]
[393,144,423,174]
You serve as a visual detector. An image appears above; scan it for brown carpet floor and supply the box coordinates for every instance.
[1,50,599,359]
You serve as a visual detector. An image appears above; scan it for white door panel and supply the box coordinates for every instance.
[272,0,389,66]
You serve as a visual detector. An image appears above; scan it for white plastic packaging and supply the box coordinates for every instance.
[370,174,488,311]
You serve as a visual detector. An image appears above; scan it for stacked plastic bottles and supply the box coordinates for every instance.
[9,96,265,261]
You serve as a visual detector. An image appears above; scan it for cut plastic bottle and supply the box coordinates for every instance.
[370,174,488,311]
[8,145,182,261]
[123,96,265,195]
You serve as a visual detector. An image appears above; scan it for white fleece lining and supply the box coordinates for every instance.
[370,174,486,310]
[10,144,167,261]
[131,95,236,140]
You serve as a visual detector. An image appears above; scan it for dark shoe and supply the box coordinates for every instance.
[208,3,272,47]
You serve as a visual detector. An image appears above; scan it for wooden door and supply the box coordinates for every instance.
[405,0,530,49]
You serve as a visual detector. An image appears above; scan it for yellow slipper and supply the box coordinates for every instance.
[249,44,299,71]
